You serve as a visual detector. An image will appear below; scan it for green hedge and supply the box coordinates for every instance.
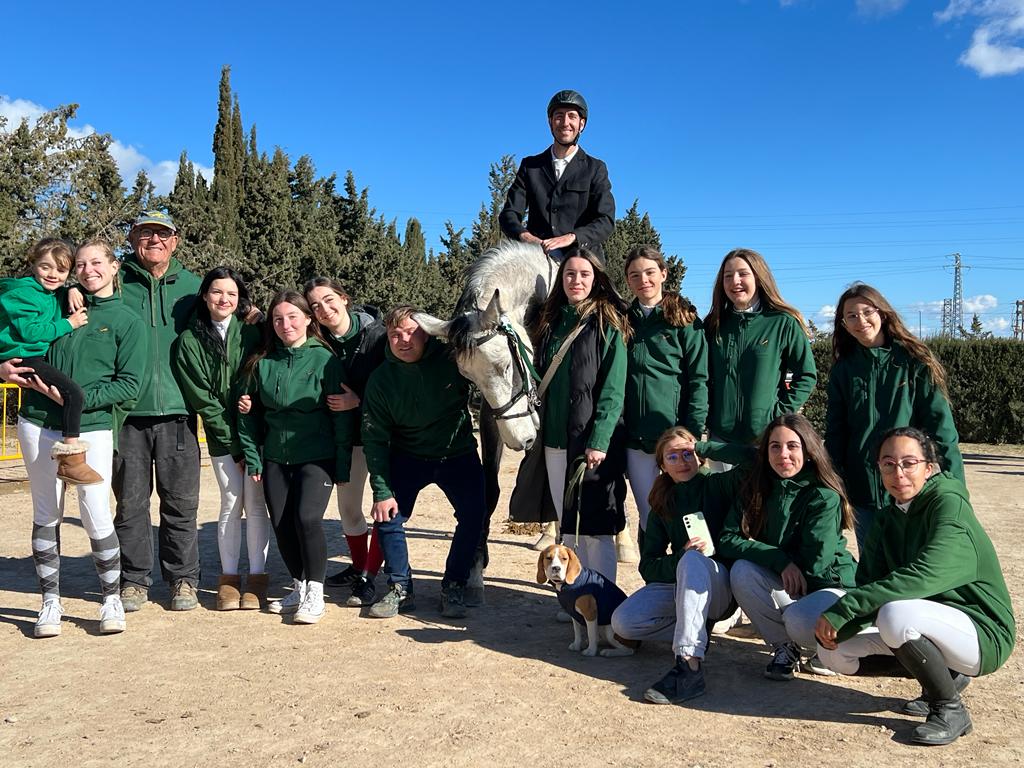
[803,338,1024,444]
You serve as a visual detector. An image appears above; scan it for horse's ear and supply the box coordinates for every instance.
[481,289,504,326]
[413,312,451,340]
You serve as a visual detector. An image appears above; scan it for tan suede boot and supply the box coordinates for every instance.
[240,573,267,610]
[217,574,242,610]
[52,442,103,486]
[531,521,558,551]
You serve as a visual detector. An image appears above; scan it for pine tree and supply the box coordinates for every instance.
[62,132,128,245]
[240,145,295,303]
[168,151,219,271]
[465,154,517,258]
[403,218,426,262]
[604,200,687,301]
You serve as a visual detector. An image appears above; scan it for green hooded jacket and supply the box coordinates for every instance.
[0,276,73,359]
[361,337,476,502]
[824,340,964,511]
[821,473,1015,675]
[717,468,856,592]
[625,300,709,452]
[19,292,147,437]
[706,307,816,444]
[173,315,262,459]
[118,256,201,417]
[236,338,351,479]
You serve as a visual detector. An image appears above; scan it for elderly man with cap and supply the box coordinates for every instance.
[499,89,616,262]
[114,210,203,612]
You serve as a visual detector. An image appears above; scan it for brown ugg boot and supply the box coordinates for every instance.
[217,574,242,610]
[51,441,103,486]
[240,573,268,610]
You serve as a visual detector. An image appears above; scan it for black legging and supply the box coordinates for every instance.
[20,356,84,438]
[262,459,334,583]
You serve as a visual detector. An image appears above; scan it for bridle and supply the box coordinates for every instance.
[470,315,541,422]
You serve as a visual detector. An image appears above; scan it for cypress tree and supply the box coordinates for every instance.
[211,65,243,258]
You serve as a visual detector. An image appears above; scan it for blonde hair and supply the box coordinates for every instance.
[648,426,702,523]
[26,238,74,273]
[704,248,809,340]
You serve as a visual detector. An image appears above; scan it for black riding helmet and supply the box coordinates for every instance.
[546,90,589,123]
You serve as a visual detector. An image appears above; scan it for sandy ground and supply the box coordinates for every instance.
[0,443,1021,768]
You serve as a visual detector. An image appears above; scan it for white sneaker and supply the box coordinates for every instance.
[293,581,325,625]
[268,579,306,615]
[34,598,63,638]
[99,595,126,634]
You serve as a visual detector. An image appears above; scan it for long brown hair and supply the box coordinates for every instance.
[535,246,632,342]
[648,426,702,523]
[242,290,330,379]
[623,245,697,328]
[739,413,853,539]
[703,248,808,340]
[832,282,948,396]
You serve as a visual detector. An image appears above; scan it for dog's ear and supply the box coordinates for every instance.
[564,547,582,584]
[536,549,549,584]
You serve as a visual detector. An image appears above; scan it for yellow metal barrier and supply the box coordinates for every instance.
[2,382,23,460]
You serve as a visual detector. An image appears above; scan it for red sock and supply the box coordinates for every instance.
[364,528,384,576]
[345,532,368,572]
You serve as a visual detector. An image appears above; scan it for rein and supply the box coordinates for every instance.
[483,318,542,422]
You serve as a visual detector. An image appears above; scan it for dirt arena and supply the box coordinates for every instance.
[0,444,1021,767]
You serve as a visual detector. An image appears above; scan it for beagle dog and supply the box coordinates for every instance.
[536,544,636,658]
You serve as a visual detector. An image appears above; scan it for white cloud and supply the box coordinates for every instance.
[818,304,836,320]
[963,293,998,312]
[0,95,212,194]
[936,0,1024,77]
[856,0,909,17]
[988,316,1011,331]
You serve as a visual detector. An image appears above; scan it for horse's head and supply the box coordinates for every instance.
[416,290,540,452]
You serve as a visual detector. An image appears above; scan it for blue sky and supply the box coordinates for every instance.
[2,0,1022,335]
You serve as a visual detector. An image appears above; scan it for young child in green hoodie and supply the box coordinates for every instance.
[0,238,100,485]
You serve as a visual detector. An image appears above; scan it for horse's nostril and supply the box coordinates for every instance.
[523,437,535,451]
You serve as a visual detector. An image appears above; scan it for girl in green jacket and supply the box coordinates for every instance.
[719,413,856,681]
[622,246,709,549]
[826,282,963,548]
[238,291,349,626]
[174,267,269,611]
[816,427,1014,747]
[704,248,816,459]
[19,239,146,637]
[611,427,750,705]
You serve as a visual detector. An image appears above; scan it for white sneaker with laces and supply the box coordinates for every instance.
[294,581,326,625]
[34,598,63,638]
[269,579,306,615]
[99,595,126,634]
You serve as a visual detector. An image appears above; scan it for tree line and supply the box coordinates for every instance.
[0,66,685,316]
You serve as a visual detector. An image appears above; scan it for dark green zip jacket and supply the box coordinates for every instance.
[173,315,262,459]
[119,257,201,417]
[639,441,753,584]
[361,338,476,502]
[718,469,856,592]
[825,340,964,511]
[236,338,350,479]
[0,276,73,359]
[706,306,816,444]
[821,473,1015,675]
[19,292,147,435]
[625,300,709,451]
[542,304,626,453]
[323,306,386,447]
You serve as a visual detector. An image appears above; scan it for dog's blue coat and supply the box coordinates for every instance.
[555,567,627,626]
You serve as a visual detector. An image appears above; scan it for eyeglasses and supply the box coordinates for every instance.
[842,307,879,326]
[664,450,695,464]
[135,227,175,241]
[878,458,927,475]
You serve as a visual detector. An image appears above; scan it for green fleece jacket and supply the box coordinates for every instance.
[236,338,350,479]
[361,338,476,502]
[821,473,1015,675]
[0,276,73,359]
[639,441,753,584]
[19,292,147,434]
[825,340,964,511]
[542,304,626,452]
[173,315,262,459]
[119,257,201,417]
[625,301,709,451]
[707,306,816,444]
[717,469,856,592]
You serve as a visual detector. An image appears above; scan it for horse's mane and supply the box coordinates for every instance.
[456,240,552,314]
[447,312,480,357]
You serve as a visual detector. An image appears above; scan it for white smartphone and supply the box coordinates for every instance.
[682,512,715,557]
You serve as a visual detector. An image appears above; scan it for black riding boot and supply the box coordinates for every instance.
[891,636,973,746]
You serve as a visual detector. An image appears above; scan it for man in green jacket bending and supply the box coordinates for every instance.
[113,211,203,612]
[360,306,486,620]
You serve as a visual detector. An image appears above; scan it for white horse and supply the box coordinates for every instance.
[415,240,558,452]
